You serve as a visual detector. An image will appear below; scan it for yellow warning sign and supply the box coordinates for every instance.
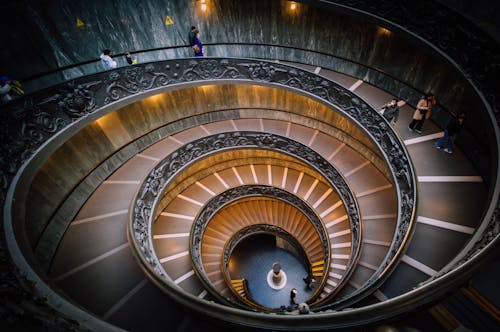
[165,16,174,25]
[76,18,85,28]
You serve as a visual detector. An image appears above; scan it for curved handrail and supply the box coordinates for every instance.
[191,187,332,306]
[222,225,312,311]
[2,57,417,329]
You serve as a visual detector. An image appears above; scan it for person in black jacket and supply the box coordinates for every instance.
[435,112,465,154]
[381,98,400,125]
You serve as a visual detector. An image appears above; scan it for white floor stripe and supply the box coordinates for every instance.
[54,243,129,282]
[304,179,319,200]
[177,194,203,206]
[72,209,128,226]
[401,255,437,276]
[320,200,343,218]
[282,167,288,188]
[344,161,370,177]
[267,165,273,185]
[159,251,189,263]
[103,278,148,319]
[232,167,244,185]
[160,212,194,221]
[326,279,338,287]
[418,176,483,183]
[330,263,347,270]
[373,290,389,302]
[358,261,378,271]
[168,136,184,145]
[195,181,215,196]
[329,230,350,239]
[199,125,211,135]
[250,164,259,183]
[308,130,319,147]
[314,66,321,74]
[417,216,475,234]
[328,143,345,160]
[285,122,291,137]
[348,80,363,91]
[198,290,208,298]
[174,270,195,284]
[363,239,391,246]
[213,279,225,286]
[329,272,343,279]
[153,233,190,239]
[103,180,140,184]
[363,214,398,220]
[356,184,392,198]
[293,172,304,194]
[331,254,350,259]
[313,188,333,208]
[214,172,229,188]
[325,214,348,228]
[136,153,160,161]
[404,132,444,145]
[331,242,351,249]
[229,119,238,131]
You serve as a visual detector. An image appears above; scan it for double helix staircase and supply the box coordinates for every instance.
[33,62,486,331]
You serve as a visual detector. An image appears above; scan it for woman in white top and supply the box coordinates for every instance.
[100,49,117,70]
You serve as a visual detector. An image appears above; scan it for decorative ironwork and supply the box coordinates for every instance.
[2,56,422,324]
[188,186,332,305]
[221,224,311,310]
[132,132,359,280]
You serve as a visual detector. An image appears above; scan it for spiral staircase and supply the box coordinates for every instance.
[1,1,499,332]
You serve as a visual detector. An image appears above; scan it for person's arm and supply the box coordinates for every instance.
[416,99,427,110]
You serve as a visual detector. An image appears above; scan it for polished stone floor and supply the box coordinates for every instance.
[229,234,314,309]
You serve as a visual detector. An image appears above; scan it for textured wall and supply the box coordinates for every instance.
[2,0,494,180]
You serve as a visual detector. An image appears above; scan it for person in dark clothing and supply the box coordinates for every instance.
[124,51,137,65]
[290,288,298,305]
[188,26,197,47]
[381,98,400,125]
[435,112,465,154]
[303,274,316,290]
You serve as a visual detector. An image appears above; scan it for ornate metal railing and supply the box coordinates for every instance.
[131,132,357,296]
[0,0,498,328]
[190,186,332,307]
[222,224,312,310]
[2,57,416,329]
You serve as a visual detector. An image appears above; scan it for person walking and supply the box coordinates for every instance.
[188,26,203,56]
[290,288,298,305]
[100,49,117,70]
[381,97,400,125]
[409,93,436,134]
[435,112,465,154]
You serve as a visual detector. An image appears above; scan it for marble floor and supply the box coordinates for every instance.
[229,234,315,309]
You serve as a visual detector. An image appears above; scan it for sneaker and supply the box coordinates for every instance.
[408,127,414,132]
[444,148,453,154]
[435,145,441,149]
[415,129,422,134]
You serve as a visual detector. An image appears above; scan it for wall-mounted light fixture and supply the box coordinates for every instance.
[200,0,207,11]
[290,1,297,10]
[377,26,392,36]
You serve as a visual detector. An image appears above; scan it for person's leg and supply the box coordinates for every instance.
[436,130,449,149]
[444,135,455,153]
[415,118,425,133]
[408,119,418,130]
